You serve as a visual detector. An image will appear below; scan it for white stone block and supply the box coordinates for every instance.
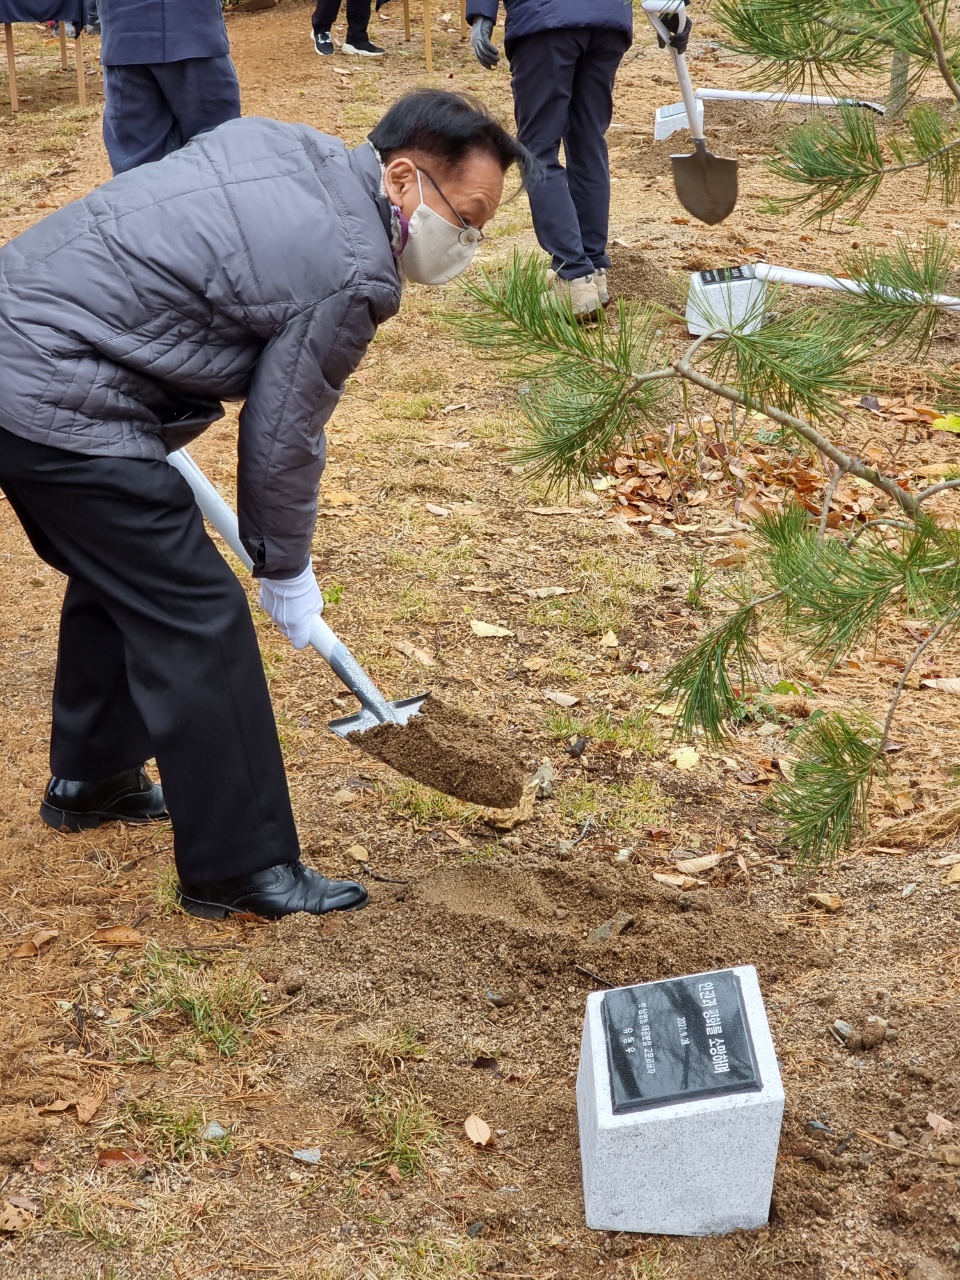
[686,265,767,336]
[576,965,784,1236]
[654,99,705,141]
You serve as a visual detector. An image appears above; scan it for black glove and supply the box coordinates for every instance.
[471,17,499,69]
[657,1,692,56]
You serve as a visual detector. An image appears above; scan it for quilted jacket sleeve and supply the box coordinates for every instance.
[236,287,379,579]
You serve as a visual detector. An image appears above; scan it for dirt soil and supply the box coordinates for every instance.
[1,4,959,1279]
[350,698,527,810]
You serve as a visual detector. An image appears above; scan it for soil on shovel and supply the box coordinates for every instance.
[348,696,526,809]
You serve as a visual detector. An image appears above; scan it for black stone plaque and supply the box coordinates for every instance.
[601,969,762,1114]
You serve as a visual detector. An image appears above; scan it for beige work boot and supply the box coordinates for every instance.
[544,270,600,320]
[594,268,610,307]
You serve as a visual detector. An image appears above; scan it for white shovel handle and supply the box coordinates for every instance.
[167,448,341,661]
[642,1,704,143]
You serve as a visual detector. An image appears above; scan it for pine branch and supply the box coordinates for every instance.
[917,0,960,101]
[772,711,884,866]
[672,356,920,518]
[659,598,770,743]
[769,102,960,219]
[829,232,954,357]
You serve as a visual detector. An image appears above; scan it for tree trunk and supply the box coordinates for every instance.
[887,49,911,118]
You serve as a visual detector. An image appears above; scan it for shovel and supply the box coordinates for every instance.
[642,0,738,225]
[168,448,428,738]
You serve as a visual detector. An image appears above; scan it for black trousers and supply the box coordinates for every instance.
[0,427,300,884]
[509,26,630,279]
[312,0,370,42]
[102,56,241,175]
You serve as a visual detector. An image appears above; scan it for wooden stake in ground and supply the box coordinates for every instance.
[74,30,85,107]
[4,23,17,111]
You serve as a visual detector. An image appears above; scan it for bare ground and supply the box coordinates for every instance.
[1,4,959,1279]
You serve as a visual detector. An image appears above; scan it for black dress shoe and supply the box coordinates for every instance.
[40,766,168,832]
[177,861,369,920]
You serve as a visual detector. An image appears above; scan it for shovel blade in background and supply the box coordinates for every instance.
[329,693,430,739]
[671,141,738,225]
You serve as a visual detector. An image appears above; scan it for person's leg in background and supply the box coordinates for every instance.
[153,56,241,147]
[342,0,382,55]
[102,63,180,174]
[0,427,366,917]
[564,28,630,307]
[311,0,342,53]
[508,28,599,316]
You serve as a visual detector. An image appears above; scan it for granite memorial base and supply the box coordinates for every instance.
[576,965,784,1236]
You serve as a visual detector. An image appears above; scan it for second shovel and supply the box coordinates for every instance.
[642,0,738,225]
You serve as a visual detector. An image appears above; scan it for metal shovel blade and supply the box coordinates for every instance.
[328,693,430,739]
[670,140,738,226]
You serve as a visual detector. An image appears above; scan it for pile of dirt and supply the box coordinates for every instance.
[348,696,527,809]
[607,243,686,312]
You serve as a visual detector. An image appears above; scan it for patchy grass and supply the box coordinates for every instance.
[390,582,448,624]
[386,539,476,580]
[558,777,665,832]
[379,778,478,825]
[136,944,264,1057]
[531,550,659,635]
[362,1085,442,1177]
[107,1099,232,1164]
[543,706,658,755]
[356,1022,431,1074]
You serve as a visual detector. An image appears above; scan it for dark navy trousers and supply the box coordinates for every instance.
[103,55,241,174]
[509,26,630,280]
[312,0,370,42]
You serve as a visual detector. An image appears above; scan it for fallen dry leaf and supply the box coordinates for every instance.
[392,640,435,667]
[808,892,843,913]
[933,1145,960,1166]
[675,852,731,876]
[946,864,960,885]
[526,506,585,516]
[469,620,514,638]
[599,631,619,648]
[321,489,359,507]
[91,925,143,947]
[929,852,960,867]
[74,1096,100,1125]
[38,1100,72,1114]
[652,872,699,890]
[483,784,536,832]
[346,843,369,864]
[9,928,59,959]
[97,1148,150,1169]
[524,586,574,599]
[920,677,960,694]
[0,1201,34,1232]
[668,747,700,770]
[425,503,450,517]
[386,1164,402,1184]
[543,690,579,708]
[522,656,545,672]
[464,1114,492,1146]
[927,1111,954,1137]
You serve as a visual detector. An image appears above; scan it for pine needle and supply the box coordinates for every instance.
[773,711,884,866]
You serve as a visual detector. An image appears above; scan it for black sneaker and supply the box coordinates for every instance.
[342,37,385,56]
[312,28,334,55]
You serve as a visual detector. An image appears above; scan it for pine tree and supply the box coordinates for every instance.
[713,0,960,216]
[451,229,960,864]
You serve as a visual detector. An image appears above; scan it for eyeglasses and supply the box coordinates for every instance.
[419,167,485,247]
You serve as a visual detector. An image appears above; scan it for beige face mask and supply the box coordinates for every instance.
[396,170,481,285]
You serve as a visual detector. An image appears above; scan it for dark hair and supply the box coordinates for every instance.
[369,89,534,187]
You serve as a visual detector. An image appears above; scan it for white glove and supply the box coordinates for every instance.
[258,559,324,650]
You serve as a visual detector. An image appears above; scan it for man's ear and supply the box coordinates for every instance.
[383,155,418,206]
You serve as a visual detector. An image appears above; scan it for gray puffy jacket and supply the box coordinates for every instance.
[0,117,401,577]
